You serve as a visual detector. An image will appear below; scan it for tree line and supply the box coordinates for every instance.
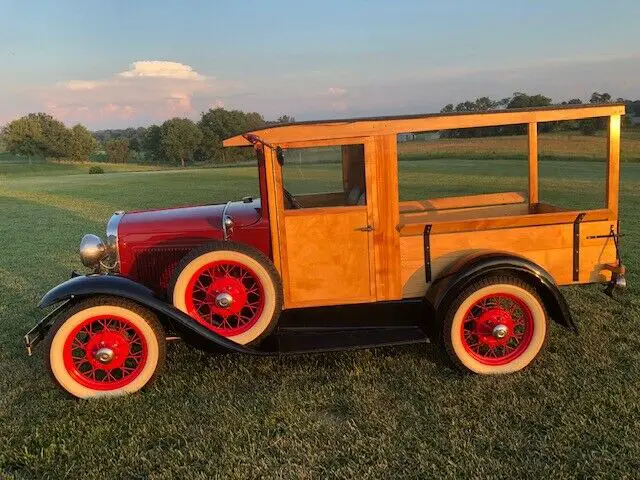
[91,111,295,166]
[2,109,294,166]
[439,92,639,138]
[2,92,638,165]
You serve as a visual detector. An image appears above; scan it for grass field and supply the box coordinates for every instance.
[1,154,640,478]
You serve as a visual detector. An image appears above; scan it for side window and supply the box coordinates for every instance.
[281,144,366,209]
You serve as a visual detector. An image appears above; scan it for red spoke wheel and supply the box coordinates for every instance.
[442,277,548,374]
[46,297,165,399]
[63,314,148,390]
[171,242,283,346]
[185,260,265,336]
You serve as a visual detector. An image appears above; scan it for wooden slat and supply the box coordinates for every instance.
[398,208,613,236]
[606,114,621,215]
[263,147,282,273]
[528,122,538,204]
[369,134,401,300]
[400,202,530,222]
[399,192,526,213]
[284,205,366,217]
[224,105,625,146]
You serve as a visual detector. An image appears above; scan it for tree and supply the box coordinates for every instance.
[160,118,203,167]
[129,137,141,152]
[506,92,552,109]
[68,124,97,162]
[106,138,131,164]
[440,104,454,114]
[579,92,613,134]
[197,108,266,163]
[40,114,70,160]
[2,113,71,161]
[590,92,612,104]
[143,125,162,162]
[3,114,46,161]
[275,114,295,124]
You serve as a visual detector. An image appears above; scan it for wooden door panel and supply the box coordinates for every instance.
[283,208,374,307]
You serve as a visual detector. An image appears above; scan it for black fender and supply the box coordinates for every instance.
[39,274,267,355]
[425,252,577,333]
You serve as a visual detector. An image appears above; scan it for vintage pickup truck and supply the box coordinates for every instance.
[26,103,626,398]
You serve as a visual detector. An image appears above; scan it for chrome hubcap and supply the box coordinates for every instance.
[492,324,509,339]
[215,292,233,309]
[95,347,114,364]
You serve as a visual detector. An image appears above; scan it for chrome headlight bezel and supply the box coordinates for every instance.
[104,211,124,271]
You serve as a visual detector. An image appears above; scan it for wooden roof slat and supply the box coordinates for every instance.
[223,103,625,147]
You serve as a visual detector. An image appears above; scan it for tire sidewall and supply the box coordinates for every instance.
[446,281,547,374]
[48,303,161,399]
[171,247,279,345]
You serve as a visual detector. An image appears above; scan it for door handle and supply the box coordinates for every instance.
[356,225,374,232]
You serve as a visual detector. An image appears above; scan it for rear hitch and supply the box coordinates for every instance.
[604,268,626,298]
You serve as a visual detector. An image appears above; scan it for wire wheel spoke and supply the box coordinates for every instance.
[460,291,535,365]
[64,314,148,390]
[186,260,266,336]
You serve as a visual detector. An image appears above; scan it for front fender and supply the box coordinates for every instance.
[39,275,262,355]
[425,252,576,333]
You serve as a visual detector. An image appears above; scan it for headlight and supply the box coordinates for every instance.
[80,234,106,268]
[79,211,124,270]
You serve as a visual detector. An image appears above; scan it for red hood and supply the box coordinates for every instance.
[119,198,262,237]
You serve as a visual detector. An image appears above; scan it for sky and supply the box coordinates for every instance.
[0,0,638,129]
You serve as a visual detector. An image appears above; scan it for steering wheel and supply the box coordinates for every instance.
[283,188,302,209]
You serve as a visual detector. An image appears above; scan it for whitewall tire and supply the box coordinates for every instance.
[442,276,548,374]
[45,296,166,399]
[170,242,282,346]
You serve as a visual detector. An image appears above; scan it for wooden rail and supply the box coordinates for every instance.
[224,104,625,146]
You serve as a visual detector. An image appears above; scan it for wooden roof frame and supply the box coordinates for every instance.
[223,103,625,147]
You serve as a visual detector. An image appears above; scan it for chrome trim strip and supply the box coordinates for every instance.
[221,201,232,241]
[105,211,124,270]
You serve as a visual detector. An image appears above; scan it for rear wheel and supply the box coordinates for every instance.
[46,296,166,399]
[442,276,548,374]
[170,242,282,345]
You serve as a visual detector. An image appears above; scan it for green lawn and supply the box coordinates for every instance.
[1,158,640,478]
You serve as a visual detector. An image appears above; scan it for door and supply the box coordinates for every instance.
[277,140,375,307]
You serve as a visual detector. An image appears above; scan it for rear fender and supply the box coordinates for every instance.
[425,252,576,333]
[39,275,264,355]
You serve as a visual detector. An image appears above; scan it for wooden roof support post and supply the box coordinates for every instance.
[528,122,539,205]
[606,114,621,215]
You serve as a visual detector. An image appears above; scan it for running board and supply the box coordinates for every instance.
[260,326,428,354]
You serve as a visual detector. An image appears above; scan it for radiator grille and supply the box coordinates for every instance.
[133,247,191,297]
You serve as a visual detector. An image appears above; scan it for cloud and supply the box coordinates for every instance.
[118,61,205,80]
[61,80,105,91]
[38,60,238,127]
[326,87,347,96]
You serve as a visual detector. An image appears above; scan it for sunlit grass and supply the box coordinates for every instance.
[1,159,640,478]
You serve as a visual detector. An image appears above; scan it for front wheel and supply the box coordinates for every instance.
[442,276,548,374]
[45,296,166,399]
[169,242,283,346]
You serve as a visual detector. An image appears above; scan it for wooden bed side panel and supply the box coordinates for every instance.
[400,221,617,298]
[282,208,375,306]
